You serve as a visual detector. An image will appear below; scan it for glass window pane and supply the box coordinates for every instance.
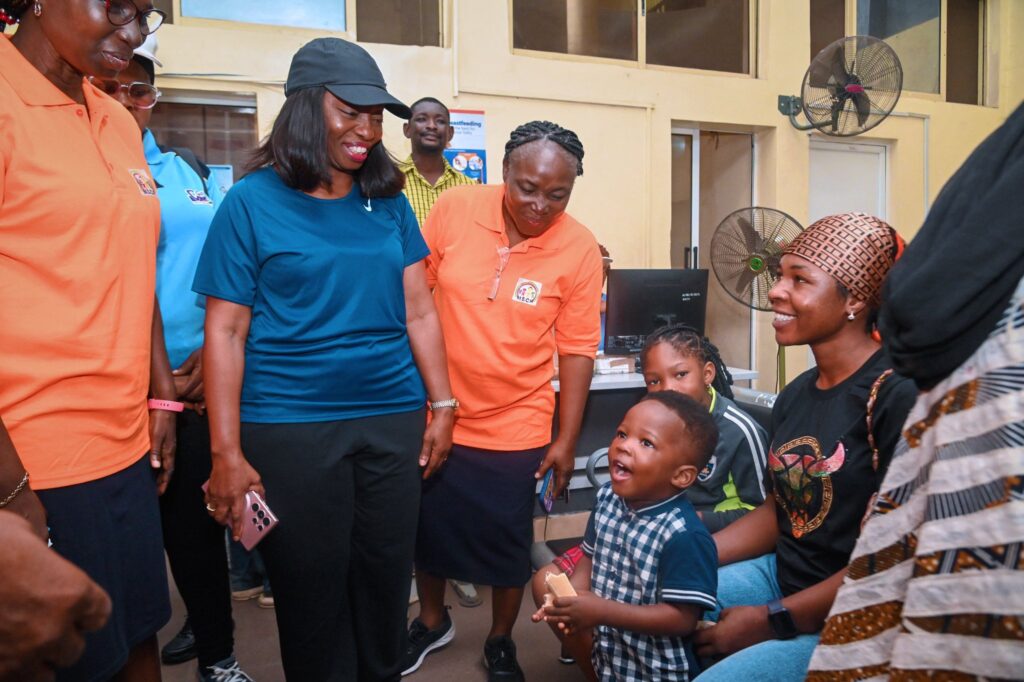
[153,0,173,23]
[149,102,258,182]
[358,0,439,46]
[810,0,845,62]
[946,0,982,104]
[857,0,939,93]
[512,0,637,62]
[646,0,750,74]
[181,0,345,31]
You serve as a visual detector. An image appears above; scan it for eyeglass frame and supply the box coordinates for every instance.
[88,77,162,109]
[103,0,166,35]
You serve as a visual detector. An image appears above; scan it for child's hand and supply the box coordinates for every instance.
[530,593,555,624]
[693,605,773,658]
[541,591,605,636]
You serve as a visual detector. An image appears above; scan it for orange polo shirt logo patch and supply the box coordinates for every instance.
[129,169,157,196]
[513,278,542,305]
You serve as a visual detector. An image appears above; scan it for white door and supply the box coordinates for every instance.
[809,140,887,223]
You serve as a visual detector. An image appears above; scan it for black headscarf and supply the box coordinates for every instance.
[879,100,1024,391]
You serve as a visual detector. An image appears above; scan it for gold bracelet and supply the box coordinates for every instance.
[0,471,29,508]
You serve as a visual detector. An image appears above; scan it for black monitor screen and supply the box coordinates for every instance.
[604,269,709,355]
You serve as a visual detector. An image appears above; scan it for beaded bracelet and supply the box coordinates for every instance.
[0,471,29,508]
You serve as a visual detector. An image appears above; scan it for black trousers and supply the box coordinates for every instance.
[159,409,234,668]
[242,408,425,682]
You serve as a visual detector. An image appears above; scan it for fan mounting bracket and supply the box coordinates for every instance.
[777,95,818,132]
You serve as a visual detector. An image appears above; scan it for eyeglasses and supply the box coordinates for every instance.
[89,77,161,109]
[103,0,166,35]
[488,246,511,300]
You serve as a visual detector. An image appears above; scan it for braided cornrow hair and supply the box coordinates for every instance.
[0,0,30,30]
[640,324,735,400]
[503,120,585,176]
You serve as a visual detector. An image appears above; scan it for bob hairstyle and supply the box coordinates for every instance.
[247,87,405,198]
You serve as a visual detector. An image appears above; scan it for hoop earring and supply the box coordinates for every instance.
[847,312,856,321]
[33,2,41,16]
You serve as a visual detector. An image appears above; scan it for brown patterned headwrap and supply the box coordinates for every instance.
[785,212,900,306]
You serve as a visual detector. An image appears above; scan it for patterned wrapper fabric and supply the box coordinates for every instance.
[806,276,1024,681]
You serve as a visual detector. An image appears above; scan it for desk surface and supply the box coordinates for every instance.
[552,367,758,392]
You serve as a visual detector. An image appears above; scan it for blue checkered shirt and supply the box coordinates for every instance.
[582,484,718,681]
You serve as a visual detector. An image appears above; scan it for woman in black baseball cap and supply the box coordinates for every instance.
[196,37,455,681]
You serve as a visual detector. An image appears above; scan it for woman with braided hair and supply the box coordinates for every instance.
[0,1,172,680]
[401,120,604,680]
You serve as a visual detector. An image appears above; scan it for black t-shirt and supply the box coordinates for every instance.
[769,350,917,596]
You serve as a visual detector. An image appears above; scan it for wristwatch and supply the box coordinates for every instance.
[428,397,459,411]
[766,599,798,640]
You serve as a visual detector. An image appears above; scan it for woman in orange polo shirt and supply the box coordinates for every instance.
[402,121,604,681]
[0,2,174,680]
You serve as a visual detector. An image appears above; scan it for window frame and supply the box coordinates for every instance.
[354,0,445,47]
[831,0,992,105]
[168,0,356,36]
[508,0,760,79]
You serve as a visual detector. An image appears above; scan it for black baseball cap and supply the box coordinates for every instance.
[285,37,411,119]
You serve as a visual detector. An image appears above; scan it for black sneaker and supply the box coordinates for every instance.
[483,636,525,682]
[400,611,455,676]
[161,617,197,665]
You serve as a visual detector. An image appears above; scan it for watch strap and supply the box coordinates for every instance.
[148,399,185,412]
[766,598,798,640]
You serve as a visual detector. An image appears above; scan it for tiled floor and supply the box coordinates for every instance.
[158,582,584,682]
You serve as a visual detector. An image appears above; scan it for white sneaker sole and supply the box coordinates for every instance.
[400,623,455,677]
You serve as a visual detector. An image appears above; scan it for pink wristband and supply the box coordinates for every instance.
[148,399,184,412]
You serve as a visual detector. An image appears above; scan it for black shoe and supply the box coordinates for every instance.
[161,618,197,665]
[399,611,455,676]
[483,636,525,682]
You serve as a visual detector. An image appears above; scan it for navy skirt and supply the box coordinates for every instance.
[415,443,546,588]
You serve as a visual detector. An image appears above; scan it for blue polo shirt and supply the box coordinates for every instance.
[145,130,224,369]
[583,484,718,681]
[192,167,429,423]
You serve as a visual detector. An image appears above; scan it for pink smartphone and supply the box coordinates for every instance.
[239,490,278,550]
[202,482,278,550]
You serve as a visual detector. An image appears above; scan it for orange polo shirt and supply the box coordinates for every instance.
[423,184,603,450]
[0,36,160,489]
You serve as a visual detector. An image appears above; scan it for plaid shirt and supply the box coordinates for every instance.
[398,155,477,226]
[583,485,718,681]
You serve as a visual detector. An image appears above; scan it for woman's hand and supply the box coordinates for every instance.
[149,410,177,495]
[693,605,774,659]
[205,453,264,541]
[536,438,576,498]
[539,592,605,636]
[419,408,454,479]
[173,347,204,402]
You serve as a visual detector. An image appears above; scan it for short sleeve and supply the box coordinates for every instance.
[554,239,603,357]
[581,508,597,556]
[421,190,450,289]
[658,529,718,611]
[191,184,259,306]
[397,193,429,267]
[871,374,918,476]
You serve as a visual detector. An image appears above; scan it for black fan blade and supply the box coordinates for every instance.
[851,91,871,127]
[735,264,759,299]
[831,44,851,86]
[808,43,839,87]
[736,215,760,254]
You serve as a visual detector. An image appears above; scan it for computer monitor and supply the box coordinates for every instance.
[604,269,709,355]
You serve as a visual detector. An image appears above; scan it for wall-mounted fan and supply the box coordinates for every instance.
[778,35,903,136]
[710,207,804,389]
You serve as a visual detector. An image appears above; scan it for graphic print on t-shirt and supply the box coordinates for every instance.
[770,436,846,538]
[513,278,542,305]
